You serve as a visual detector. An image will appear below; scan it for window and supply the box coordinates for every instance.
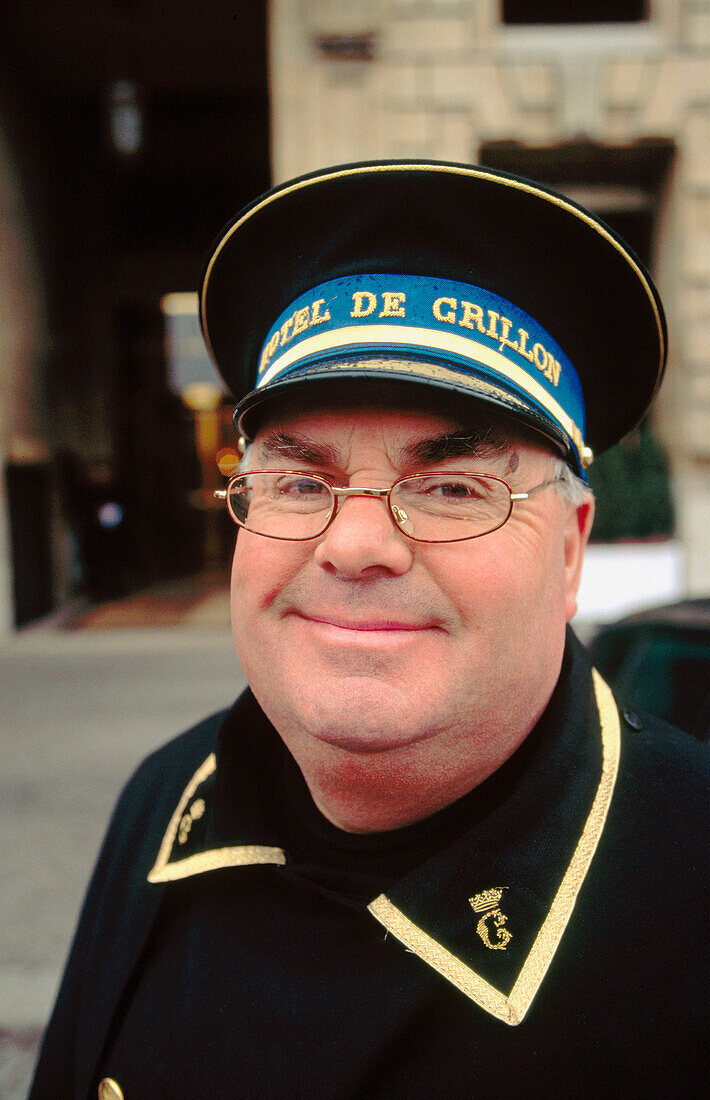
[502,1,648,24]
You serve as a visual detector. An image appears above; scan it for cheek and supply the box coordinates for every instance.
[440,521,567,629]
[229,534,306,640]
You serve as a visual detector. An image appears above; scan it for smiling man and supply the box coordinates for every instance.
[231,400,591,834]
[32,163,707,1099]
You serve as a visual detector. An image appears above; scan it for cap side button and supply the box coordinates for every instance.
[98,1079,125,1100]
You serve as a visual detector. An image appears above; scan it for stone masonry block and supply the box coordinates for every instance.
[682,7,710,49]
[684,405,710,458]
[430,110,475,161]
[469,64,516,134]
[643,56,710,130]
[682,191,710,279]
[507,62,556,111]
[685,319,710,364]
[508,110,556,146]
[377,62,424,105]
[683,108,710,186]
[430,62,478,106]
[604,110,646,144]
[605,59,649,110]
[384,15,472,59]
[682,284,710,320]
[387,107,431,146]
[318,79,384,165]
[388,0,472,13]
[305,0,383,36]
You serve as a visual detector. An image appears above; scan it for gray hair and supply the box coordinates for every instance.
[552,458,592,506]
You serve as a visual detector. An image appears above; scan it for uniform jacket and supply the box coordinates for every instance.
[30,633,708,1098]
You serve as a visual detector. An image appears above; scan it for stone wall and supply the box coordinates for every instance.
[270,0,710,594]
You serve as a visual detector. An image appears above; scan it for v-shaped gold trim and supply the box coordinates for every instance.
[148,753,285,883]
[368,670,620,1026]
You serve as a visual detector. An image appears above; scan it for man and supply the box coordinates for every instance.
[32,162,707,1098]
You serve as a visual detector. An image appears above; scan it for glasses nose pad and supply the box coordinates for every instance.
[391,504,415,536]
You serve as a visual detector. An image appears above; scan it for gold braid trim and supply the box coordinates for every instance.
[147,753,285,883]
[368,670,620,1026]
[149,844,286,883]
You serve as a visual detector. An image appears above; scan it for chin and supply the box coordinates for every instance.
[279,685,438,756]
[304,721,427,755]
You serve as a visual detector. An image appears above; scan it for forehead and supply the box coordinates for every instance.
[249,384,551,461]
[256,403,457,444]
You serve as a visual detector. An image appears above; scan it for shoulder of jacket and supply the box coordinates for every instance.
[613,707,709,828]
[619,706,709,768]
[103,707,232,853]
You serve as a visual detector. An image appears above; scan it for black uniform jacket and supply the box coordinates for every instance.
[31,633,708,1098]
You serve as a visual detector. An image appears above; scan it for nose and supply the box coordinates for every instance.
[313,494,415,578]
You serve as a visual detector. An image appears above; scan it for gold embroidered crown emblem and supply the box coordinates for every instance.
[468,886,512,951]
[470,887,505,913]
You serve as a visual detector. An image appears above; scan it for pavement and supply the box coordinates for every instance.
[0,574,245,1098]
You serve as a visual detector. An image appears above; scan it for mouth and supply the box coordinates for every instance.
[291,612,443,642]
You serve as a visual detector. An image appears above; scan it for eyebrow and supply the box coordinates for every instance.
[400,429,513,468]
[257,431,342,467]
[257,427,518,473]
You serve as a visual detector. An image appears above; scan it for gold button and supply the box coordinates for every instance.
[98,1079,125,1100]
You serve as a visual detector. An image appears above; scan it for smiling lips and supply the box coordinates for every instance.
[294,612,438,633]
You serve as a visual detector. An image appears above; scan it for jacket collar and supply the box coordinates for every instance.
[147,632,620,1025]
[368,658,620,1024]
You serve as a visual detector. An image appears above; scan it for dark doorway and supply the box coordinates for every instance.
[0,1,270,611]
[5,461,54,626]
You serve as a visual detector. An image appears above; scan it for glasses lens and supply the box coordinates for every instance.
[227,472,334,539]
[392,473,511,541]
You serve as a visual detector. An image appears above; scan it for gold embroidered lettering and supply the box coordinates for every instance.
[476,909,513,951]
[433,296,457,324]
[178,797,206,845]
[260,331,281,372]
[487,310,500,339]
[379,291,406,318]
[533,342,548,374]
[498,316,518,353]
[279,315,295,345]
[292,307,311,338]
[548,356,561,386]
[517,328,534,362]
[351,291,377,318]
[178,814,192,845]
[310,298,331,326]
[459,301,486,333]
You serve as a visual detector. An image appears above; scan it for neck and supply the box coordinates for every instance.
[279,722,535,833]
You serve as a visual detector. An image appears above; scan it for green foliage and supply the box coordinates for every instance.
[587,423,674,542]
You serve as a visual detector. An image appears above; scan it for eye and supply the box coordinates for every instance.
[277,474,330,498]
[434,479,477,498]
[415,475,488,500]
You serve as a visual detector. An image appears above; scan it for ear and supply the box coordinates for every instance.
[563,497,595,622]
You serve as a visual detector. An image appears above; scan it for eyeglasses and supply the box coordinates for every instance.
[214,469,562,544]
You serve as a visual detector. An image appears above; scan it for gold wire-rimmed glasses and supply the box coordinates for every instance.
[214,469,563,544]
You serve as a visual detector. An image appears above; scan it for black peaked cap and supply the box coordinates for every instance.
[199,160,666,459]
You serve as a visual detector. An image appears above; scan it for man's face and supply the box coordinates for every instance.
[230,399,592,797]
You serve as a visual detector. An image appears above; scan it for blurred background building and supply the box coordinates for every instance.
[0,0,709,635]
